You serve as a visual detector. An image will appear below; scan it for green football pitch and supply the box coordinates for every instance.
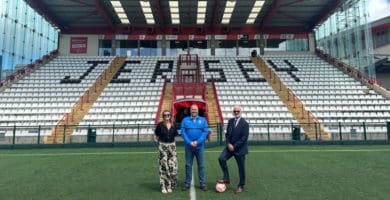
[0,145,389,200]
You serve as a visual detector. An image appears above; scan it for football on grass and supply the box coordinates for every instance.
[215,182,226,193]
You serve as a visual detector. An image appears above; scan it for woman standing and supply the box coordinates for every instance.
[154,110,178,194]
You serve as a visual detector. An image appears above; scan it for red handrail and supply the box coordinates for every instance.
[1,50,58,89]
[172,78,206,100]
[53,112,70,144]
[211,76,224,128]
[315,49,386,88]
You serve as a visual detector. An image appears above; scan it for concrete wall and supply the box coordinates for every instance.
[374,44,390,54]
[372,83,390,99]
[308,33,316,52]
[376,73,390,88]
[58,34,100,56]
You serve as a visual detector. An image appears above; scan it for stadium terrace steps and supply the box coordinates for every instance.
[204,56,297,140]
[252,57,331,140]
[156,83,220,141]
[205,84,220,141]
[44,57,127,144]
[156,83,173,122]
[265,53,390,139]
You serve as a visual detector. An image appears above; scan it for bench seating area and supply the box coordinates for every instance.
[0,56,115,137]
[263,53,390,140]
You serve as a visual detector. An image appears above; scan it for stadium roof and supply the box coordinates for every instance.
[25,0,345,35]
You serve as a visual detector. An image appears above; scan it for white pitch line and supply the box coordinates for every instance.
[0,151,156,157]
[0,148,390,157]
[190,168,196,200]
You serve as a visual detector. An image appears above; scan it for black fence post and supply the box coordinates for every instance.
[37,125,41,145]
[63,125,66,144]
[218,123,222,145]
[387,122,390,141]
[339,122,342,141]
[12,125,16,146]
[112,124,115,145]
[267,123,270,141]
[137,124,140,143]
[363,122,367,141]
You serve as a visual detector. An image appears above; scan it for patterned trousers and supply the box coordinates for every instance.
[158,142,178,190]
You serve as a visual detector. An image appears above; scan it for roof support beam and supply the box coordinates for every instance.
[308,0,343,31]
[157,0,166,32]
[66,11,99,25]
[278,11,306,23]
[280,0,306,7]
[211,0,221,30]
[64,25,307,35]
[67,0,93,7]
[25,0,66,30]
[94,0,115,31]
[260,0,280,30]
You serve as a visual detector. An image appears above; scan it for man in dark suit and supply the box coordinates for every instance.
[217,106,249,194]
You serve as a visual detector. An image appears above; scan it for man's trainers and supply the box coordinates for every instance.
[182,185,190,191]
[200,185,208,191]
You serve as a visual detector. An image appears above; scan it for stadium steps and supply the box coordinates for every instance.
[206,84,220,141]
[156,83,173,122]
[155,83,219,141]
[251,57,331,140]
[44,57,127,144]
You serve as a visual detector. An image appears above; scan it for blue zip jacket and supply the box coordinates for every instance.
[180,116,209,150]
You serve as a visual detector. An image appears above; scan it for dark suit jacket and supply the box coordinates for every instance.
[226,117,249,156]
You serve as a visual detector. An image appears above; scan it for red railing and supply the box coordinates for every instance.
[285,82,321,139]
[173,54,206,101]
[155,78,167,125]
[1,50,58,89]
[51,57,125,143]
[177,54,201,82]
[53,88,91,143]
[178,54,199,66]
[263,61,322,139]
[52,60,111,142]
[172,75,206,101]
[211,76,224,127]
[53,113,69,144]
[315,49,387,89]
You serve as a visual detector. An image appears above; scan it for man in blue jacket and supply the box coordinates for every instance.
[217,106,249,194]
[181,104,209,191]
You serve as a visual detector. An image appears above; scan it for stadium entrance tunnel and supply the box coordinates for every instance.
[173,98,207,126]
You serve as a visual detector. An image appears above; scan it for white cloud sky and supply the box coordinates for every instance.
[369,0,390,21]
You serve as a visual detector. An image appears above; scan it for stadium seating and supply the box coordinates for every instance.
[1,54,389,142]
[80,56,177,136]
[262,53,390,139]
[199,56,297,139]
[0,56,115,136]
